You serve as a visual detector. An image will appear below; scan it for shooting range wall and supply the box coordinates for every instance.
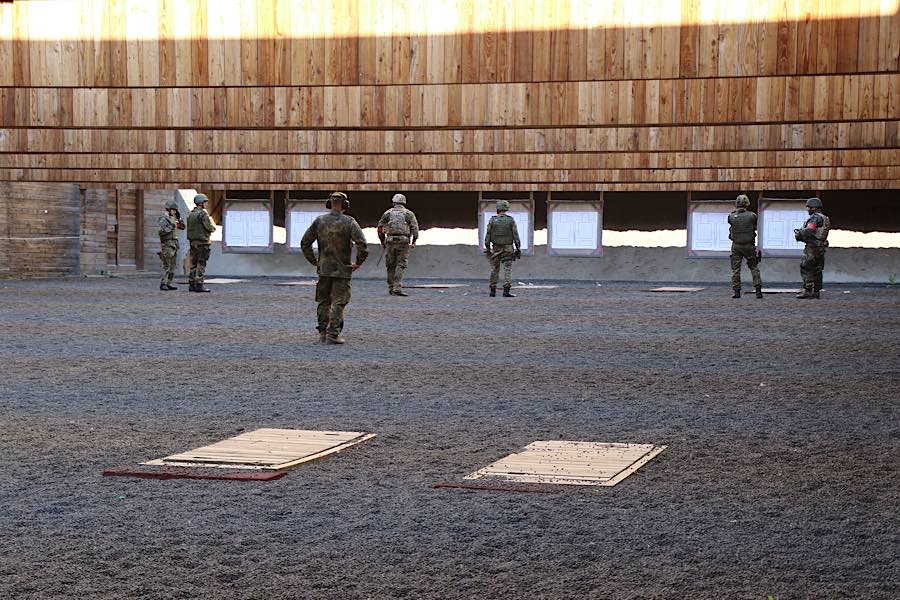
[0,182,81,278]
[0,0,897,192]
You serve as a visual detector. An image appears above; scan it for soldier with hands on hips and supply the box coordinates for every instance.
[300,192,368,344]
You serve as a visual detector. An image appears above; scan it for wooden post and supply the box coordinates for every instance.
[135,189,144,271]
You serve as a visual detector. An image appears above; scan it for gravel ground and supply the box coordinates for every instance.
[0,276,898,600]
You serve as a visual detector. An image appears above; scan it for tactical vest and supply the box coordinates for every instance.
[804,212,830,246]
[383,207,410,236]
[158,214,177,243]
[728,209,757,245]
[488,215,516,245]
[187,208,212,242]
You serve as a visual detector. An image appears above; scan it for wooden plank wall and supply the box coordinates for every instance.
[142,189,176,270]
[0,0,896,191]
[0,182,81,278]
[79,188,108,275]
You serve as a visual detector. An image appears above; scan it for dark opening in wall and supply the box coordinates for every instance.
[820,190,900,232]
[604,192,687,231]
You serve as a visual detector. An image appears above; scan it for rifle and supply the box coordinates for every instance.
[376,244,385,267]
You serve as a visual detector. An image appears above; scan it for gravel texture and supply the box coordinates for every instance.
[0,276,898,600]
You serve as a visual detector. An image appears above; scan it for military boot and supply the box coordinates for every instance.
[188,282,196,292]
[160,283,169,291]
[732,287,741,298]
[393,289,408,297]
[755,286,763,299]
[502,286,516,298]
[796,287,815,299]
[489,286,496,297]
[166,283,178,290]
[194,284,211,293]
[318,331,327,343]
[325,334,345,344]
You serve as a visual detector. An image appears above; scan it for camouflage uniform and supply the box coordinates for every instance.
[727,206,762,293]
[485,207,520,294]
[301,209,368,339]
[377,196,419,295]
[157,212,180,287]
[186,201,216,289]
[796,202,830,297]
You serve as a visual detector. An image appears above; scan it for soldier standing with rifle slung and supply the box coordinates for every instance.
[377,193,419,296]
[157,199,184,291]
[794,197,830,299]
[728,194,763,299]
[484,200,521,297]
[300,192,368,344]
[186,194,216,293]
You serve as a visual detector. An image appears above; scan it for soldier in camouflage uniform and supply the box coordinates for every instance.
[794,197,830,299]
[186,194,216,293]
[377,193,419,296]
[157,198,184,290]
[727,194,763,299]
[484,200,521,297]
[301,192,368,344]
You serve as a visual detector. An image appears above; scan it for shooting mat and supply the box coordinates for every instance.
[273,280,317,286]
[403,283,470,289]
[465,440,666,486]
[144,428,376,471]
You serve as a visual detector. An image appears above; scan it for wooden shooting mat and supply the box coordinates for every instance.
[273,280,317,286]
[144,428,376,471]
[465,440,666,486]
[403,283,470,289]
[648,287,705,292]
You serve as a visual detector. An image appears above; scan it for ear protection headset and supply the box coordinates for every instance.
[325,192,350,209]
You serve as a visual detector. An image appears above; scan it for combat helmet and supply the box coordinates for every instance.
[391,193,407,205]
[496,199,511,212]
[325,191,350,209]
[735,194,750,208]
[806,197,823,210]
[165,199,179,210]
[194,194,208,204]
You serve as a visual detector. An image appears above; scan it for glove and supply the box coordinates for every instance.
[513,249,521,260]
[176,219,185,230]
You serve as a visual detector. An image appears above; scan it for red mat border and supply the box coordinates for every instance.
[102,465,286,482]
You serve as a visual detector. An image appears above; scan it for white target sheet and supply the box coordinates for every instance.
[481,210,530,250]
[690,209,731,252]
[761,208,807,250]
[289,210,327,249]
[225,210,270,247]
[550,210,598,250]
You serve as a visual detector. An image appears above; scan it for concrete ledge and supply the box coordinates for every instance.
[201,243,900,284]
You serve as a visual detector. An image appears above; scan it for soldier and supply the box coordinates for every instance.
[794,197,830,299]
[300,192,368,344]
[157,199,184,291]
[377,193,419,296]
[727,194,763,299]
[484,200,521,297]
[186,194,216,293]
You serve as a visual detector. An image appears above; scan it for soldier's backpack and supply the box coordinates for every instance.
[383,208,410,236]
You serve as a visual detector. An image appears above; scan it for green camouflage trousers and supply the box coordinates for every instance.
[316,276,352,335]
[730,243,762,288]
[385,241,410,292]
[488,244,515,287]
[800,245,826,291]
[189,241,211,285]
[159,241,178,285]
